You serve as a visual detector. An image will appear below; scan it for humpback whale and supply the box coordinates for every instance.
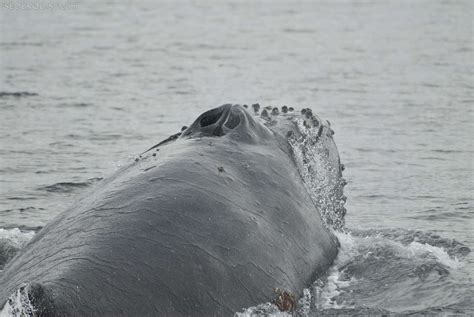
[0,104,345,316]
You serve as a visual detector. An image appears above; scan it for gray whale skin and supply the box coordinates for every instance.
[0,104,345,316]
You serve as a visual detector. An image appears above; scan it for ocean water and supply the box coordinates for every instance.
[0,0,473,315]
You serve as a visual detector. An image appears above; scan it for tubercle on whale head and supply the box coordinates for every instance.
[247,104,339,163]
[178,104,334,145]
[245,103,347,230]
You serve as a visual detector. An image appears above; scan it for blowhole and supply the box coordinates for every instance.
[200,112,221,127]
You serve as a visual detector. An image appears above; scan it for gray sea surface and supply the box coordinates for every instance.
[0,0,473,315]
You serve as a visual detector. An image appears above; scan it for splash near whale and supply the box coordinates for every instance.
[0,104,346,316]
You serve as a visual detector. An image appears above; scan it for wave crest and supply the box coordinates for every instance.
[0,228,35,271]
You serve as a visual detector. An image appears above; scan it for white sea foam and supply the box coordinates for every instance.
[315,270,355,310]
[234,302,291,317]
[295,288,312,316]
[310,228,466,312]
[0,228,35,275]
[0,228,35,248]
[0,286,35,317]
[405,241,463,269]
[312,231,358,310]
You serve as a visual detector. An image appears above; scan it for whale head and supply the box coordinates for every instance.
[153,103,347,230]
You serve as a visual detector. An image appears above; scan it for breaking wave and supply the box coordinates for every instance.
[236,229,472,316]
[0,285,35,317]
[0,229,35,271]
